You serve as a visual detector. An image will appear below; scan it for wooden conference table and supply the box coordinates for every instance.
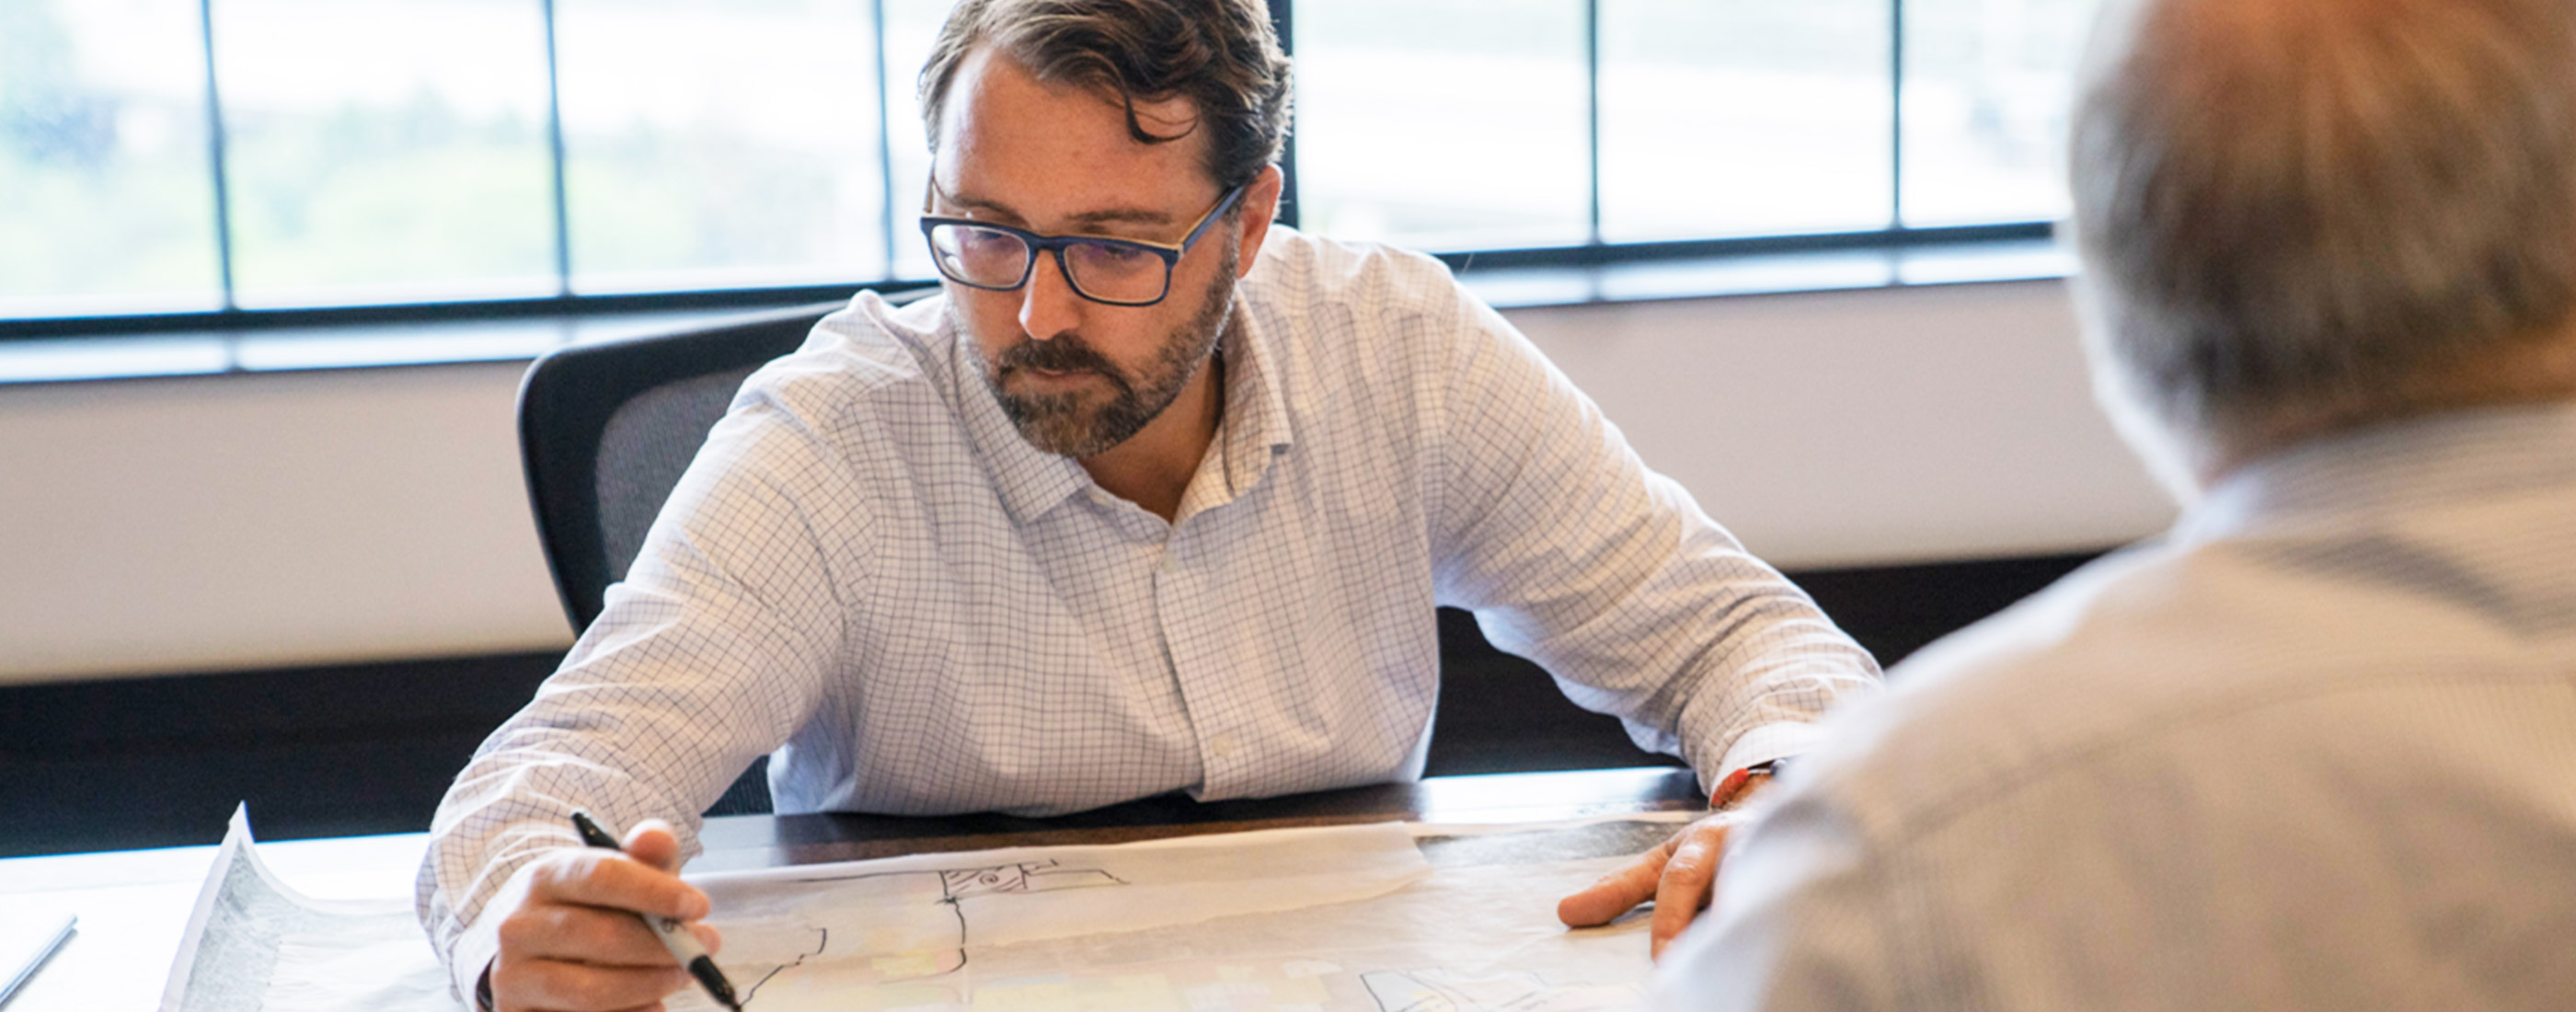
[0,766,1702,1010]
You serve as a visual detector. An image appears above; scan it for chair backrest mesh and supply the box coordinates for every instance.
[519,298,908,632]
[594,366,768,584]
[518,300,866,818]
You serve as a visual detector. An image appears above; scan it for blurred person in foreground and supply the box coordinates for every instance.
[1655,0,2576,1006]
[419,1,1881,1008]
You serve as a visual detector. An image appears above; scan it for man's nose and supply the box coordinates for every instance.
[1018,252,1084,340]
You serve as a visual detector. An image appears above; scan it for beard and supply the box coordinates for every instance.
[972,241,1239,459]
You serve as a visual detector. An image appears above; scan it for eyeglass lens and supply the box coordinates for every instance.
[929,224,1170,304]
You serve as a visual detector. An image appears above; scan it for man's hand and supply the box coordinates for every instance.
[1556,776,1770,960]
[486,819,722,1012]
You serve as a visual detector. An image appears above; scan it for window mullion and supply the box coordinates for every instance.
[541,0,573,296]
[1268,0,1300,230]
[1891,0,1907,229]
[1585,0,1603,247]
[198,0,237,310]
[871,0,898,277]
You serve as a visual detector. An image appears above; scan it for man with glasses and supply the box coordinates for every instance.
[421,2,1879,1008]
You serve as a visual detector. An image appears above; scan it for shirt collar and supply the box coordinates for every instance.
[2176,400,2576,544]
[1213,299,1296,498]
[944,293,1299,526]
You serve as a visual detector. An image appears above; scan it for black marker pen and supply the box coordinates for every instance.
[569,811,743,1011]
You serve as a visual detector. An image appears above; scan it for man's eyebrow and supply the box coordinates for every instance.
[937,189,1178,232]
[932,176,1182,233]
[934,190,1027,225]
[1061,207,1178,228]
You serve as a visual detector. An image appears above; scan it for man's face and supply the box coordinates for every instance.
[930,48,1259,459]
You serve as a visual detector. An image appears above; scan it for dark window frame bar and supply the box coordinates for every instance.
[1582,0,1603,247]
[196,0,236,309]
[540,0,574,294]
[0,222,2052,342]
[1892,0,1909,227]
[6,0,2042,343]
[1268,0,1300,228]
[0,283,935,341]
[871,0,901,273]
[1437,221,2052,275]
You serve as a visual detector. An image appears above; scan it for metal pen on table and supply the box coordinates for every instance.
[568,811,742,1012]
[0,913,75,1005]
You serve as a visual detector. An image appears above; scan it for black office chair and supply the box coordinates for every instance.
[516,294,930,816]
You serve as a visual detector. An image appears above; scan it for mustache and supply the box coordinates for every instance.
[999,335,1121,381]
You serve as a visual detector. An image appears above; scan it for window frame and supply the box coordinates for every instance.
[0,0,2060,343]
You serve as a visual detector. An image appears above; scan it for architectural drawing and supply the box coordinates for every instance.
[162,815,1676,1012]
[664,821,1660,1012]
[714,858,1128,1003]
[1362,968,1640,1012]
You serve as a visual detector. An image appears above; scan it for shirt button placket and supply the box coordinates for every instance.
[1155,525,1233,795]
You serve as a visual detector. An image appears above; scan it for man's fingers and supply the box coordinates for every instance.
[489,834,722,1012]
[492,952,689,1012]
[1557,837,1675,927]
[529,849,711,922]
[1649,822,1732,960]
[622,819,684,874]
[499,902,685,968]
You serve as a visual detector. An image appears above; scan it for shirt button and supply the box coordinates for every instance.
[1210,733,1239,759]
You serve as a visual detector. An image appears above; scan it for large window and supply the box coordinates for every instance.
[0,0,2097,328]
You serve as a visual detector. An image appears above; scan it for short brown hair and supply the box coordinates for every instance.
[918,0,1293,192]
[2071,0,2576,443]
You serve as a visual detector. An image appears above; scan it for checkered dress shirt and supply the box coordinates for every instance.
[420,229,1880,997]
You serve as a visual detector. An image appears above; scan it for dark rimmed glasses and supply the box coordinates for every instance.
[920,180,1249,307]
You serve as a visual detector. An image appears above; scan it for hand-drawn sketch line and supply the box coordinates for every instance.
[725,859,1127,1006]
[781,858,1127,897]
[933,859,1129,902]
[1361,968,1641,1012]
[740,927,828,1005]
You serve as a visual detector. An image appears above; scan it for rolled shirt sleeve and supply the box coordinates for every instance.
[415,395,850,1001]
[1422,278,1881,784]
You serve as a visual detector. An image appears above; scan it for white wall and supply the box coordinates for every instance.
[1508,280,2176,568]
[0,362,569,684]
[0,278,2175,685]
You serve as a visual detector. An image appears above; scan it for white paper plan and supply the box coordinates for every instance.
[672,818,1680,1012]
[158,808,1685,1011]
[159,807,457,1012]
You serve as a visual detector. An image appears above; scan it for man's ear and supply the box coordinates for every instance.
[1233,164,1285,277]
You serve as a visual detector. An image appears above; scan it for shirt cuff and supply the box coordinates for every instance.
[1710,720,1826,795]
[447,914,505,1011]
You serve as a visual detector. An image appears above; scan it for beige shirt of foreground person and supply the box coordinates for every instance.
[1656,402,2576,1009]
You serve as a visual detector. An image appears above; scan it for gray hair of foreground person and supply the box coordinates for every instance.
[918,0,1294,192]
[2069,0,2576,488]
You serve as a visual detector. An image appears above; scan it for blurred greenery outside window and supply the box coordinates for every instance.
[0,0,2098,324]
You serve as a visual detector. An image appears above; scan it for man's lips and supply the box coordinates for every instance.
[1017,364,1098,383]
